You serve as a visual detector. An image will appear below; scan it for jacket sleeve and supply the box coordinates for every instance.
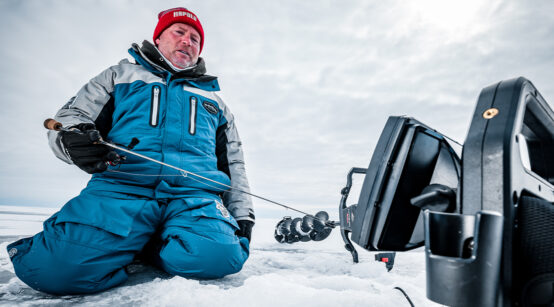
[214,94,255,223]
[47,66,116,164]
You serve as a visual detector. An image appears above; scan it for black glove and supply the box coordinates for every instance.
[60,123,118,174]
[236,220,254,242]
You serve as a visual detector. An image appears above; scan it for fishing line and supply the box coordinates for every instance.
[107,170,186,177]
[100,140,316,218]
[444,134,463,148]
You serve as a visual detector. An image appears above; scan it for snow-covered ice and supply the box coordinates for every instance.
[0,205,442,306]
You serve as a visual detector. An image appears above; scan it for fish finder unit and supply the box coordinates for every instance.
[275,77,554,306]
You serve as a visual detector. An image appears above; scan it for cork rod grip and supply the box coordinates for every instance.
[44,118,63,131]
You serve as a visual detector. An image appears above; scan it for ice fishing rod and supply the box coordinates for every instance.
[43,118,330,222]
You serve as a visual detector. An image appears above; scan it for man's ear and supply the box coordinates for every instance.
[155,38,160,46]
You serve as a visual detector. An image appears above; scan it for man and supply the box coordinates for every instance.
[7,7,254,295]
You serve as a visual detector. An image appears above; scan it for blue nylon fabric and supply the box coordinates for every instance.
[92,59,229,192]
[154,198,249,279]
[6,186,249,295]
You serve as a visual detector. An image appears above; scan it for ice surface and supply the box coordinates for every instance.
[0,206,443,306]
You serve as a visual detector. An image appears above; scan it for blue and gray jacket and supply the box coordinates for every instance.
[48,41,254,223]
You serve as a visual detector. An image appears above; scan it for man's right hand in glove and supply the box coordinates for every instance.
[60,123,118,174]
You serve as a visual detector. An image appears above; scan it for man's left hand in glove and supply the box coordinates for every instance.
[236,220,254,242]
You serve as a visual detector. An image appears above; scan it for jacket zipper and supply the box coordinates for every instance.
[150,86,161,127]
[189,96,197,135]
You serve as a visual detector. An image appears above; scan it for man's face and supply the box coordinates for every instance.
[155,23,201,69]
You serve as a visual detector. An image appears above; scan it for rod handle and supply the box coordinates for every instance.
[44,118,63,131]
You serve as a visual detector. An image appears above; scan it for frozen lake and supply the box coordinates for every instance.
[0,205,441,306]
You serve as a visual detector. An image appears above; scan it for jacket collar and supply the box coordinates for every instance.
[128,41,220,91]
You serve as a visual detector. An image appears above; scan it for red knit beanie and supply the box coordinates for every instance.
[153,7,204,53]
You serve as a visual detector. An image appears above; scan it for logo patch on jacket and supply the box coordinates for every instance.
[215,200,230,218]
[202,101,219,115]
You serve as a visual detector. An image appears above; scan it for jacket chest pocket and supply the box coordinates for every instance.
[185,95,219,138]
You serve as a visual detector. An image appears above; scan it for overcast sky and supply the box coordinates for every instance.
[1,0,553,218]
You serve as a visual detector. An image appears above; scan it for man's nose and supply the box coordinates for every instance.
[180,35,192,46]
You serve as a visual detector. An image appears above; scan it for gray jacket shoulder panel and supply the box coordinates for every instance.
[112,59,165,86]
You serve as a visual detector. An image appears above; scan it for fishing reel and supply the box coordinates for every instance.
[274,211,335,243]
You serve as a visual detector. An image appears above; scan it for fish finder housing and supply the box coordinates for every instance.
[339,116,461,258]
